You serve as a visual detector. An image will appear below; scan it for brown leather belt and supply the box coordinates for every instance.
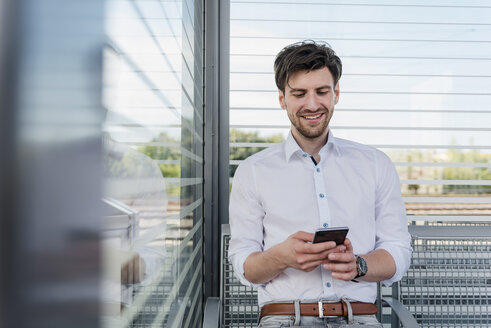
[260,301,378,320]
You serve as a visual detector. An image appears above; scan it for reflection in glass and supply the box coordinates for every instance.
[101,0,204,326]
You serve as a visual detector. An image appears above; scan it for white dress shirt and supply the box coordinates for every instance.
[228,131,412,307]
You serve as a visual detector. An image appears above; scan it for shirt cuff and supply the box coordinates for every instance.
[229,249,265,289]
[376,244,412,287]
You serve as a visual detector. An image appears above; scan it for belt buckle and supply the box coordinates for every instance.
[318,301,323,318]
[318,299,338,318]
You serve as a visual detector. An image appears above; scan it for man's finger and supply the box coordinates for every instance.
[299,259,326,271]
[293,231,315,242]
[331,271,356,281]
[329,244,346,253]
[324,262,356,273]
[297,240,336,255]
[328,251,355,263]
[300,250,334,264]
[343,237,354,252]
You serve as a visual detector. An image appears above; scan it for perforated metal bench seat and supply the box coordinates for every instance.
[399,225,491,327]
[203,224,419,328]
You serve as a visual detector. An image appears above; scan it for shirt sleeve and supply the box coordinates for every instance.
[228,160,266,288]
[373,151,413,286]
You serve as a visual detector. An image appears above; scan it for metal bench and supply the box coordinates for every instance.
[203,224,418,327]
[397,225,491,327]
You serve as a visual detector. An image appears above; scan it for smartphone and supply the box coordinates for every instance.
[312,226,349,245]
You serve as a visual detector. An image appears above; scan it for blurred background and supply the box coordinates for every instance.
[0,0,489,327]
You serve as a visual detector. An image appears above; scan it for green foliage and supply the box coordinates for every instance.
[135,130,491,196]
[442,149,491,194]
[229,129,285,177]
[138,132,181,181]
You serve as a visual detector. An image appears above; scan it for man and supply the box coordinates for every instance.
[228,41,412,327]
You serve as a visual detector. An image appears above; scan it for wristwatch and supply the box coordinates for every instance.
[354,255,368,280]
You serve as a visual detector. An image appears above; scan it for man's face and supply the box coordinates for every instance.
[278,67,339,141]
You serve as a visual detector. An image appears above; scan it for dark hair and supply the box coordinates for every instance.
[274,40,342,93]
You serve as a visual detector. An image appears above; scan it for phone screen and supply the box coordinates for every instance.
[312,227,349,244]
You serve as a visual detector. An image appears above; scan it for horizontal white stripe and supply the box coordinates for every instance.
[166,178,203,187]
[403,197,491,204]
[228,177,491,186]
[232,89,491,96]
[164,198,202,221]
[394,162,491,168]
[230,142,276,147]
[231,18,491,27]
[229,142,491,150]
[126,142,204,163]
[108,39,203,144]
[230,160,491,168]
[407,215,491,222]
[230,107,491,114]
[154,160,180,165]
[400,179,491,185]
[230,124,491,131]
[231,35,491,44]
[231,53,491,60]
[231,2,491,9]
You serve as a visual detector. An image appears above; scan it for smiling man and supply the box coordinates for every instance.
[228,41,412,327]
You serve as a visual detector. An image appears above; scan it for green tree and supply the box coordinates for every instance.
[442,149,491,194]
[139,132,181,178]
[229,129,284,177]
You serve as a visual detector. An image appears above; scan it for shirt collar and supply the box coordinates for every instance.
[323,130,342,157]
[284,132,302,162]
[284,130,341,163]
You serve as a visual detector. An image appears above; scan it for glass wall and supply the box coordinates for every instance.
[0,0,104,327]
[102,0,204,327]
[229,0,491,223]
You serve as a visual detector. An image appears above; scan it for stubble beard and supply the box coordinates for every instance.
[288,107,331,140]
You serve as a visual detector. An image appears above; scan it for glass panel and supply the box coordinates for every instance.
[0,1,104,326]
[229,0,491,219]
[102,0,203,327]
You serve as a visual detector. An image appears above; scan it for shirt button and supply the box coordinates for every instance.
[302,154,307,157]
[319,193,325,198]
[323,222,328,228]
[326,282,331,288]
[316,168,320,173]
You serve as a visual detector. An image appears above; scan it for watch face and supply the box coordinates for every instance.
[357,256,368,276]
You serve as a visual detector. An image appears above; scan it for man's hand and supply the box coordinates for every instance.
[323,238,397,282]
[275,231,345,272]
[244,231,345,284]
[322,237,357,281]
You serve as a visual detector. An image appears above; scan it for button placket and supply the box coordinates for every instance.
[313,164,334,297]
[315,168,330,228]
[313,166,330,228]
